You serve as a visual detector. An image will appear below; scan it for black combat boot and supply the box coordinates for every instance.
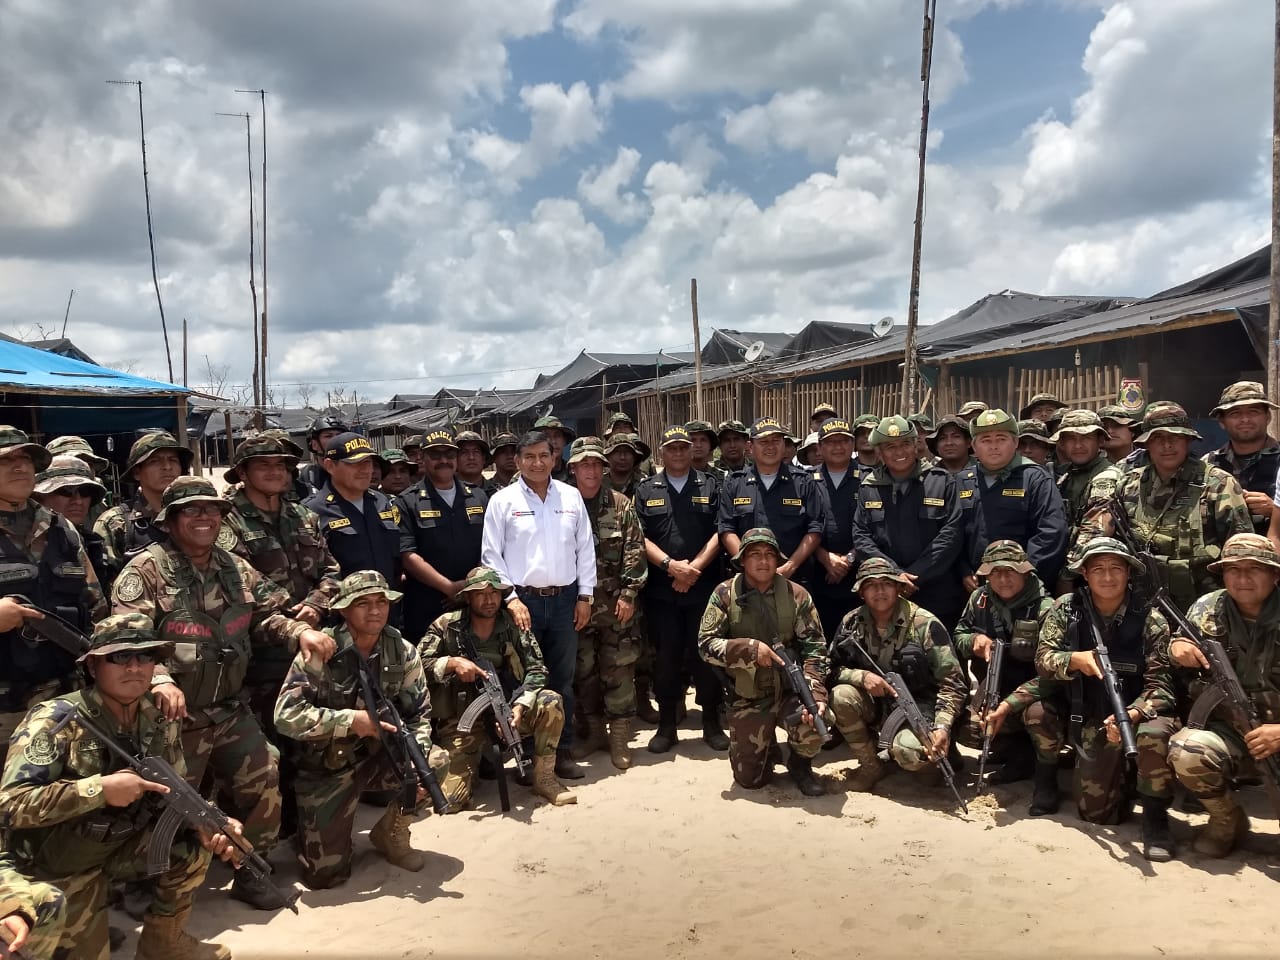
[648,701,679,753]
[786,752,825,797]
[987,737,1036,785]
[1141,797,1177,862]
[701,714,729,751]
[1029,761,1061,816]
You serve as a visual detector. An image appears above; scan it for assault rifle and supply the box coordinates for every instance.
[350,649,451,815]
[16,603,90,658]
[50,703,298,913]
[745,591,830,742]
[975,634,1007,793]
[1076,593,1139,761]
[455,636,530,779]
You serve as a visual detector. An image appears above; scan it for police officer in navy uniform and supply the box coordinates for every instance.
[717,416,827,587]
[303,432,402,615]
[394,427,489,642]
[634,426,727,753]
[809,417,860,639]
[299,414,349,494]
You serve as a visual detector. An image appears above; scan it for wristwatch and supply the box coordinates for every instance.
[577,595,594,605]
[661,556,672,571]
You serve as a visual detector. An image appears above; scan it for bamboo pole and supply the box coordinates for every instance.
[691,279,704,419]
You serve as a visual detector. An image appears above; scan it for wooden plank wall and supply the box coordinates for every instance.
[935,364,1126,416]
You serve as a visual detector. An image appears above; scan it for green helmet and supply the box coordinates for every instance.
[126,431,193,475]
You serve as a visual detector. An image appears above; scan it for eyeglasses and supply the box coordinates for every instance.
[55,485,101,498]
[177,503,224,518]
[102,650,160,666]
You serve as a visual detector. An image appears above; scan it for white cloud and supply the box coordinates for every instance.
[578,146,646,223]
[465,81,605,185]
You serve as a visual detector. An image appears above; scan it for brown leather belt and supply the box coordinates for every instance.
[516,584,572,596]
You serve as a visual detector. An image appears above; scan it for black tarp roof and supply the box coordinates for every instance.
[700,329,794,365]
[495,350,694,418]
[779,320,878,357]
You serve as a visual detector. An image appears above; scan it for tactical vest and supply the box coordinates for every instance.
[721,574,797,700]
[146,545,254,710]
[971,589,1042,696]
[1196,591,1280,724]
[1069,594,1146,722]
[976,463,1034,545]
[1129,460,1214,610]
[429,616,526,722]
[123,505,161,559]
[0,514,89,710]
[850,602,938,703]
[1057,456,1118,527]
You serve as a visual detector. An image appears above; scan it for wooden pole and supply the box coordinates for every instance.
[1270,0,1280,401]
[223,409,235,465]
[691,278,704,419]
[238,89,269,405]
[899,0,938,415]
[61,289,74,338]
[182,318,188,388]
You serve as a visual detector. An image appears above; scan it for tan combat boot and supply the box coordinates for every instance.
[135,909,231,960]
[845,741,887,793]
[1194,794,1250,858]
[571,715,609,760]
[370,802,426,871]
[608,717,633,770]
[532,754,577,805]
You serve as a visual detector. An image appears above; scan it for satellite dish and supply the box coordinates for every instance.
[872,316,894,339]
[743,340,768,363]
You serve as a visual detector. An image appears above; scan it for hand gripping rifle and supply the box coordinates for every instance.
[454,637,531,780]
[745,592,830,742]
[49,703,298,913]
[350,649,451,815]
[975,633,1007,793]
[843,633,967,814]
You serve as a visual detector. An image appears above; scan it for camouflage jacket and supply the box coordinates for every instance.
[0,688,184,875]
[273,623,433,771]
[0,501,104,623]
[828,598,967,730]
[698,573,828,704]
[218,489,341,612]
[583,489,647,602]
[952,576,1054,663]
[1203,440,1280,535]
[1179,588,1280,723]
[0,853,64,932]
[92,496,162,586]
[418,608,546,718]
[604,471,643,501]
[1057,454,1121,530]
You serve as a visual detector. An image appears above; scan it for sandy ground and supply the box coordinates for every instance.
[108,703,1280,960]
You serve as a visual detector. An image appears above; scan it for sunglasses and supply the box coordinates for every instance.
[177,503,224,518]
[54,485,101,498]
[102,650,159,666]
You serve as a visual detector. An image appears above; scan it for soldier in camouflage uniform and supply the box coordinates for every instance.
[217,435,342,837]
[1167,533,1280,858]
[957,400,989,423]
[93,431,192,590]
[1074,402,1252,612]
[274,571,446,889]
[1016,418,1054,468]
[377,448,414,497]
[698,528,829,797]
[1012,538,1180,860]
[828,557,967,796]
[1202,381,1280,537]
[111,477,336,910]
[454,431,491,490]
[712,420,750,475]
[0,614,243,960]
[603,433,649,500]
[1052,410,1122,538]
[0,857,65,960]
[33,455,110,587]
[419,567,575,808]
[533,414,575,483]
[0,427,104,761]
[44,435,110,529]
[485,433,520,495]
[1098,404,1142,468]
[566,438,648,770]
[954,541,1054,786]
[851,413,881,485]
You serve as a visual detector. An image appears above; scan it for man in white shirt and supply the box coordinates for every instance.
[481,430,597,778]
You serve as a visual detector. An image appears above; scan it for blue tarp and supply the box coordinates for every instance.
[0,338,188,395]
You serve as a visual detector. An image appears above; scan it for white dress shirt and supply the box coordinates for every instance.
[481,476,597,592]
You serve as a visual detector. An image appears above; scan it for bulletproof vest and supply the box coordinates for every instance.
[1129,460,1214,610]
[299,462,327,495]
[432,615,526,722]
[590,491,628,588]
[148,545,254,709]
[1206,445,1280,535]
[1070,594,1146,721]
[971,589,1041,696]
[722,575,797,700]
[123,506,163,559]
[1057,456,1116,526]
[0,515,89,710]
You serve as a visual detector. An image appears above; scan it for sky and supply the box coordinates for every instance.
[0,0,1270,405]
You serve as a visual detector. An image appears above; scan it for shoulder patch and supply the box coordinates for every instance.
[215,525,239,551]
[23,729,59,766]
[115,569,146,603]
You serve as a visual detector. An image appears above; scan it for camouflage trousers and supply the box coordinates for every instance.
[726,688,825,788]
[182,702,281,855]
[575,606,642,719]
[436,690,564,807]
[24,831,208,960]
[0,859,66,960]
[0,681,64,767]
[293,740,449,889]
[1167,723,1256,800]
[1071,718,1180,824]
[1022,699,1068,764]
[830,683,939,772]
[248,677,298,834]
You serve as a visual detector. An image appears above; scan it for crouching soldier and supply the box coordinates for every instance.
[0,858,66,960]
[0,614,242,960]
[274,571,449,890]
[419,567,575,808]
[697,528,829,797]
[828,558,967,794]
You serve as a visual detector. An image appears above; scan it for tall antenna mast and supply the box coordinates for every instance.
[217,111,261,407]
[237,88,268,404]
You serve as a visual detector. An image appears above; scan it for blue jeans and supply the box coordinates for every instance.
[519,586,579,749]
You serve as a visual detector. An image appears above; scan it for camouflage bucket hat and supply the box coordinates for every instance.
[490,432,519,452]
[534,414,577,441]
[817,417,854,441]
[568,437,608,465]
[1049,409,1110,443]
[455,431,491,457]
[1019,393,1068,419]
[126,431,193,474]
[155,476,233,524]
[79,612,173,663]
[1135,401,1202,444]
[45,435,109,474]
[260,429,307,459]
[853,556,913,593]
[1068,536,1144,574]
[976,540,1034,576]
[380,447,410,466]
[606,411,636,431]
[683,420,716,444]
[928,415,972,440]
[224,435,299,484]
[1211,381,1277,416]
[799,432,820,452]
[957,400,989,419]
[971,409,1017,436]
[852,413,880,433]
[331,569,404,610]
[734,527,786,563]
[605,432,651,460]
[449,566,513,607]
[1207,533,1280,574]
[1017,419,1051,442]
[717,419,750,439]
[35,455,107,499]
[907,413,933,434]
[869,415,917,446]
[0,425,52,473]
[1097,404,1141,427]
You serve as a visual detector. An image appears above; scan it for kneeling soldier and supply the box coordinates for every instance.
[828,558,967,793]
[420,567,575,808]
[274,571,447,889]
[0,614,242,960]
[0,857,66,960]
[697,528,829,796]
